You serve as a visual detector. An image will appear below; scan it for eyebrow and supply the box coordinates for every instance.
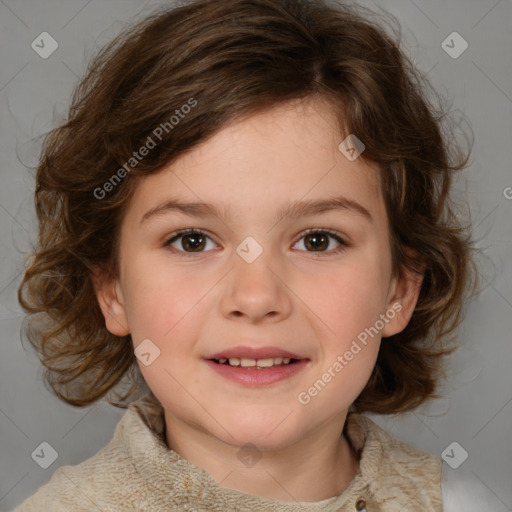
[140,195,373,225]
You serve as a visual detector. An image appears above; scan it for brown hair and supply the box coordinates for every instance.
[18,0,479,412]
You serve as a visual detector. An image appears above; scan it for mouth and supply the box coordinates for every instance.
[204,346,309,386]
[209,356,303,369]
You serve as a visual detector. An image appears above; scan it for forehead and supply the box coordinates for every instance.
[125,97,384,223]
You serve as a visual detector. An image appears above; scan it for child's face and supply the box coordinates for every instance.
[95,97,421,450]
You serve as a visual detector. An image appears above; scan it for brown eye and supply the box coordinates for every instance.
[304,232,329,251]
[165,229,215,254]
[293,229,347,254]
[181,233,206,251]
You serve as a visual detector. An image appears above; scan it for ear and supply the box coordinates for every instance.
[90,266,130,336]
[381,249,425,338]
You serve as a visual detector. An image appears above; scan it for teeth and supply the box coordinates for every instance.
[253,358,273,367]
[219,357,294,368]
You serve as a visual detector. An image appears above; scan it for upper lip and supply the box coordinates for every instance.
[206,345,306,360]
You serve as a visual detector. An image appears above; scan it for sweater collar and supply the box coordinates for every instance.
[121,393,390,511]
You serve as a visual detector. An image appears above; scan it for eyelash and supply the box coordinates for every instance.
[163,228,348,258]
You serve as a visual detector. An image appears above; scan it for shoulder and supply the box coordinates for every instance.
[346,413,443,511]
[12,402,152,512]
[347,413,443,476]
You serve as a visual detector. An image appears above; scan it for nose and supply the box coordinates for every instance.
[219,244,292,323]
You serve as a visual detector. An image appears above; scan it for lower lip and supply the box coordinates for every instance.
[204,359,309,386]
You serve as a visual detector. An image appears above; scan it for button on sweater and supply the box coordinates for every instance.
[13,393,443,511]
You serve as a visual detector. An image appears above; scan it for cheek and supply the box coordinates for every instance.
[122,259,209,395]
[297,266,384,410]
[121,252,206,342]
[303,256,390,345]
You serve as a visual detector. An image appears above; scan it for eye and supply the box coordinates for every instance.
[164,229,217,256]
[164,228,348,258]
[293,229,348,255]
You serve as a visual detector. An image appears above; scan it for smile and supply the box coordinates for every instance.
[204,357,309,386]
[214,356,295,368]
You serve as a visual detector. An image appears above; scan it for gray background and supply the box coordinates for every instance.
[1,0,511,510]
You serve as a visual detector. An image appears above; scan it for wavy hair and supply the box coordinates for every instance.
[18,0,479,412]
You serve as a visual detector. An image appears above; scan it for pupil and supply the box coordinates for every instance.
[184,234,205,251]
[307,233,327,251]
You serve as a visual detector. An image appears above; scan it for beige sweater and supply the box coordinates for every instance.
[13,393,443,511]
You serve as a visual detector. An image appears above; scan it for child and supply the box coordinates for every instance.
[15,0,481,510]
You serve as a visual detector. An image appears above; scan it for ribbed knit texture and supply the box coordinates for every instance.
[14,393,442,511]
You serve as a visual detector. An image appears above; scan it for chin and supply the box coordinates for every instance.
[214,409,303,449]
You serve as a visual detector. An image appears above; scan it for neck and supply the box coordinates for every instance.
[164,410,360,502]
